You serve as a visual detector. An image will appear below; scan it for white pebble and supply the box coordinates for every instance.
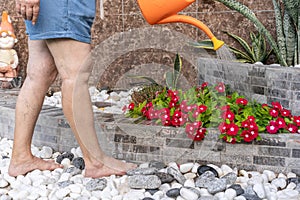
[224,188,236,200]
[179,162,194,173]
[40,146,53,159]
[68,184,82,194]
[286,182,297,190]
[214,191,225,199]
[233,196,246,200]
[159,183,171,192]
[61,158,71,168]
[184,172,196,180]
[253,183,266,198]
[171,182,182,189]
[271,177,287,189]
[55,188,70,199]
[208,164,223,177]
[168,162,179,170]
[184,179,195,188]
[287,172,297,179]
[277,172,287,179]
[221,164,233,175]
[0,179,8,188]
[263,170,276,182]
[180,187,199,200]
[191,163,200,173]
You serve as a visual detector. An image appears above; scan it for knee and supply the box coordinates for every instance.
[26,64,58,85]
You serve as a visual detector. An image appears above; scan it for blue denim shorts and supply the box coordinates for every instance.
[25,0,96,44]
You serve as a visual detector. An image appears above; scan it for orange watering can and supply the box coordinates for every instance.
[137,0,224,50]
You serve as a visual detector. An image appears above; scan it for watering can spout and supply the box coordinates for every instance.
[137,0,225,50]
[158,15,224,50]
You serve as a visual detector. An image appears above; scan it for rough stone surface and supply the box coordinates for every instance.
[127,167,158,176]
[128,175,161,189]
[85,178,107,191]
[167,167,186,185]
[72,157,85,170]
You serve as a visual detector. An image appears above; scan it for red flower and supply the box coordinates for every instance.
[247,116,256,122]
[193,128,206,141]
[168,90,178,98]
[128,103,135,111]
[262,104,269,108]
[201,82,208,89]
[146,102,153,108]
[219,122,228,133]
[281,109,291,117]
[162,118,171,126]
[173,110,182,118]
[215,82,225,93]
[276,118,286,129]
[172,96,179,103]
[241,120,249,128]
[249,130,258,139]
[223,136,236,144]
[236,98,248,106]
[226,123,239,136]
[222,110,235,121]
[269,108,279,118]
[248,122,258,131]
[169,101,177,108]
[198,105,208,113]
[287,124,298,133]
[266,121,279,134]
[293,116,300,126]
[271,102,283,110]
[241,130,253,142]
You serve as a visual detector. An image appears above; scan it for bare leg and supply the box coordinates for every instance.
[8,40,63,177]
[46,39,136,178]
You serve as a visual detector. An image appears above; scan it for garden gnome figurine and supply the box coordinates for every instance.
[0,11,19,83]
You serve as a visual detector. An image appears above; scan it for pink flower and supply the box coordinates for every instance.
[236,98,248,106]
[271,102,283,110]
[222,110,235,121]
[128,103,135,111]
[293,116,300,126]
[148,108,158,120]
[185,123,196,134]
[171,117,181,127]
[221,105,230,112]
[226,123,239,136]
[269,108,279,118]
[266,121,279,134]
[219,122,227,133]
[287,124,298,133]
[281,109,291,117]
[215,82,225,93]
[275,118,286,129]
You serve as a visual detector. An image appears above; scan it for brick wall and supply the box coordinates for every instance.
[0,0,276,90]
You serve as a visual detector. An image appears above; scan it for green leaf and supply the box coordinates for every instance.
[165,71,174,89]
[126,75,158,85]
[189,40,215,50]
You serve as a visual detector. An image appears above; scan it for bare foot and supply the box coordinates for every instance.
[8,156,63,177]
[84,156,137,178]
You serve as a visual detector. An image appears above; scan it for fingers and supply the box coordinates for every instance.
[15,0,40,25]
[32,4,39,25]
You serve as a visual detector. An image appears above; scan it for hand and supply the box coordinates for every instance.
[15,0,40,25]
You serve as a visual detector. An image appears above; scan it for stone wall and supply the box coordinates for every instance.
[0,0,276,90]
[0,101,299,175]
[198,58,300,115]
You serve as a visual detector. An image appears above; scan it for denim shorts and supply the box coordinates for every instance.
[25,0,96,44]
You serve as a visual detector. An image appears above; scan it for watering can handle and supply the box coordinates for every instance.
[157,15,214,39]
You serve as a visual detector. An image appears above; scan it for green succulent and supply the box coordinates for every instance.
[223,31,273,64]
[214,0,299,67]
[127,53,183,90]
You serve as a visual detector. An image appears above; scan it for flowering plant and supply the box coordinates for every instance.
[125,82,300,143]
